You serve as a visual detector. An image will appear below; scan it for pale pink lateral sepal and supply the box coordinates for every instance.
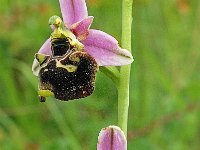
[37,38,52,55]
[82,29,133,66]
[59,0,88,27]
[97,125,127,150]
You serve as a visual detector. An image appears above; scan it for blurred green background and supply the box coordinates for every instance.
[0,0,200,149]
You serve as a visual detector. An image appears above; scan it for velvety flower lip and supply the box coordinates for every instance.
[97,125,127,150]
[32,0,133,76]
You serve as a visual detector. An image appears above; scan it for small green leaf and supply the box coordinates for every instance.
[100,66,120,87]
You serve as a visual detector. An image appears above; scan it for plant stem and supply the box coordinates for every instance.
[118,0,133,137]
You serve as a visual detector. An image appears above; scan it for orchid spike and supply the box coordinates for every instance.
[32,0,133,76]
[97,125,127,150]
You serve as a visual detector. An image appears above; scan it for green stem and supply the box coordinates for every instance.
[118,0,133,137]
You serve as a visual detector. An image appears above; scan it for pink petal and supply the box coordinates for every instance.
[97,125,127,150]
[70,16,94,41]
[32,38,52,76]
[82,30,133,66]
[59,0,88,27]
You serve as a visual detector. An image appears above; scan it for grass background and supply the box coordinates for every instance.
[0,0,199,149]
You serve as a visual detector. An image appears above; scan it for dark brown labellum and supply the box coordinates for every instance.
[37,49,98,101]
[36,37,98,102]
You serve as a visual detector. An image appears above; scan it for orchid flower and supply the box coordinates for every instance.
[97,125,127,150]
[32,0,133,76]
